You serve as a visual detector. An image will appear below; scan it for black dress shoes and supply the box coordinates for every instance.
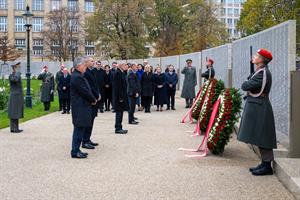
[166,107,170,110]
[88,141,99,146]
[251,161,273,176]
[71,152,87,159]
[115,129,128,134]
[61,111,66,114]
[11,129,23,133]
[100,109,104,113]
[129,121,139,125]
[171,107,176,110]
[134,117,138,120]
[82,143,95,149]
[79,151,88,156]
[67,111,70,114]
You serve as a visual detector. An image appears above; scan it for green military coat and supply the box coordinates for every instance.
[38,72,54,103]
[8,72,24,119]
[237,66,277,149]
[181,66,197,99]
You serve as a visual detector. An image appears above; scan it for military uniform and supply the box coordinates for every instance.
[38,71,55,111]
[8,70,24,133]
[181,66,197,107]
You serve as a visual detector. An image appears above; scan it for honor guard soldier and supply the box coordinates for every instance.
[8,62,24,133]
[201,58,215,81]
[238,49,277,176]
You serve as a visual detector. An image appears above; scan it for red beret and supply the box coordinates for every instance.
[208,58,214,65]
[257,49,273,60]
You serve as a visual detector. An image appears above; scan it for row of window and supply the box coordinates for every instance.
[0,0,95,12]
[14,39,95,56]
[221,8,241,15]
[0,16,80,33]
[15,39,94,47]
[221,18,239,26]
[220,0,246,4]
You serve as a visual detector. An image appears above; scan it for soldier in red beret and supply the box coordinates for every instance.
[238,48,277,176]
[201,58,215,81]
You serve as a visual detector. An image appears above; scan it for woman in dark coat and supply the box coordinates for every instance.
[38,65,55,111]
[238,49,276,176]
[153,66,166,111]
[141,64,154,113]
[103,65,112,111]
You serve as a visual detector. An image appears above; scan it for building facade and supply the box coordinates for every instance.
[0,0,96,61]
[212,0,246,39]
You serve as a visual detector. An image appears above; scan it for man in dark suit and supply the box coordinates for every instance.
[127,63,140,125]
[112,63,129,134]
[70,57,97,159]
[165,65,178,110]
[93,61,106,113]
[82,57,101,149]
[57,68,71,114]
[8,62,24,133]
[111,61,118,112]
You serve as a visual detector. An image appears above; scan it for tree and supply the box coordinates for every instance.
[85,0,152,60]
[0,33,22,64]
[147,0,228,56]
[43,7,82,62]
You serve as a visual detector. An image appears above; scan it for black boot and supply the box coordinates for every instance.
[249,162,264,172]
[252,161,273,176]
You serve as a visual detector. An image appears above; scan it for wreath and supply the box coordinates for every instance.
[207,88,242,155]
[198,79,225,131]
[191,79,211,120]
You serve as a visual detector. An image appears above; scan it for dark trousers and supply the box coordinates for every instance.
[185,98,193,106]
[128,96,137,122]
[143,96,152,112]
[10,119,19,132]
[167,89,176,108]
[82,118,95,144]
[115,111,123,130]
[44,102,50,111]
[71,126,88,155]
[259,147,274,162]
[61,98,70,112]
[58,98,62,111]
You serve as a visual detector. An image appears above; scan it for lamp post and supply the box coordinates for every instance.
[23,5,33,108]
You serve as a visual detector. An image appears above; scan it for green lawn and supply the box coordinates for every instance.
[0,79,60,129]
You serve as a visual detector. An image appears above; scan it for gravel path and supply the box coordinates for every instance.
[0,96,294,200]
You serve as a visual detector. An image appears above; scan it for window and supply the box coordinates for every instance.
[51,0,61,10]
[0,0,7,9]
[85,0,94,12]
[227,18,233,25]
[85,40,94,47]
[69,19,78,32]
[32,17,43,32]
[32,0,44,11]
[234,19,238,25]
[68,0,78,11]
[221,18,226,24]
[85,48,95,56]
[221,8,226,15]
[15,39,25,47]
[33,48,43,55]
[0,16,7,32]
[52,40,61,46]
[234,9,239,15]
[227,8,233,15]
[15,0,25,10]
[15,17,25,32]
[33,39,43,46]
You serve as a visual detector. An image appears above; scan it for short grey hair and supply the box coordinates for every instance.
[73,57,85,68]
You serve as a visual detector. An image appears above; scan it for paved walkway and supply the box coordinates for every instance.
[0,96,294,200]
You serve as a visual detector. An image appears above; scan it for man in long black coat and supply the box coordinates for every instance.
[8,62,24,133]
[112,63,129,134]
[70,57,97,159]
[238,49,277,176]
[57,68,71,114]
[127,63,140,125]
[82,57,101,149]
[93,61,105,113]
